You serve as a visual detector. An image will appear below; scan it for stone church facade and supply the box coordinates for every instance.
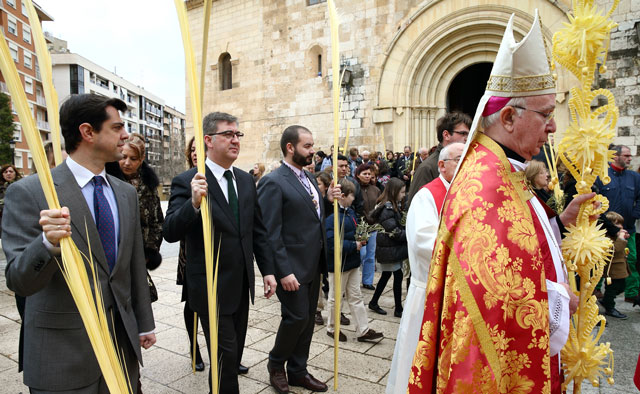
[185,0,639,170]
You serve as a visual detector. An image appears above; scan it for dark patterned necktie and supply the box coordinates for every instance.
[223,170,239,224]
[93,176,116,271]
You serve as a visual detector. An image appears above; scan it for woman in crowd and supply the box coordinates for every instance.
[175,136,205,371]
[356,163,380,290]
[0,164,21,237]
[384,150,396,178]
[368,178,408,317]
[525,160,551,203]
[253,162,266,185]
[106,133,164,393]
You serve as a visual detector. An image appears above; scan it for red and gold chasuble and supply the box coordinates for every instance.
[408,134,553,394]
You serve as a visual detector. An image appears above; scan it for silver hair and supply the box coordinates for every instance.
[439,142,464,162]
[481,97,526,130]
[418,147,428,155]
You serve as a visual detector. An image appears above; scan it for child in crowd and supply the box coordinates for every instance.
[601,211,631,319]
[325,178,384,342]
[368,177,408,317]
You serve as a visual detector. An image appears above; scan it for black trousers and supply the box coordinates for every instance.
[200,284,249,394]
[269,274,321,379]
[602,277,626,311]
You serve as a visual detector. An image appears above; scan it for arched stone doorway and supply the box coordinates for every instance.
[374,0,573,151]
[447,62,493,116]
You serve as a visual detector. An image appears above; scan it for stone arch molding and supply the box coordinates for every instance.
[375,0,570,150]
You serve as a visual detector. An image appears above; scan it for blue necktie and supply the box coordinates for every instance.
[93,176,116,271]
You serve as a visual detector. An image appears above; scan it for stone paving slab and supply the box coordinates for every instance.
[1,236,639,393]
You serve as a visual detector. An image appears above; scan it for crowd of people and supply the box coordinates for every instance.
[3,11,640,394]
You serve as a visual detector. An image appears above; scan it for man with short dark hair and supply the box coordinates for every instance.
[348,147,362,176]
[396,145,413,184]
[3,93,155,392]
[595,144,640,304]
[164,111,276,393]
[336,154,364,218]
[407,112,472,205]
[258,125,340,393]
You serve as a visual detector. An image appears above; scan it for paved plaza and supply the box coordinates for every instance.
[0,206,638,392]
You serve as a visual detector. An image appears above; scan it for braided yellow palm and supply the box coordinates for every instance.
[552,0,619,391]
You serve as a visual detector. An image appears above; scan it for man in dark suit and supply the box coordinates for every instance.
[163,112,276,394]
[3,94,155,393]
[258,125,340,393]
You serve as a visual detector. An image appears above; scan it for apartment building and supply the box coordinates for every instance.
[0,0,53,174]
[162,105,186,187]
[51,51,169,177]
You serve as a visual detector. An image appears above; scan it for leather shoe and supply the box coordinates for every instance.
[327,330,347,342]
[194,362,205,372]
[604,308,628,320]
[268,366,289,394]
[288,373,328,392]
[315,310,324,325]
[394,308,403,318]
[357,328,383,342]
[368,303,387,315]
[362,284,375,290]
[238,364,249,374]
[340,313,350,325]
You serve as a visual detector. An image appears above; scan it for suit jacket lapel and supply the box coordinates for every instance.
[205,166,238,230]
[281,165,320,221]
[53,163,110,273]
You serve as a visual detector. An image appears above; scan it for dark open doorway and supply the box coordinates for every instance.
[446,62,492,116]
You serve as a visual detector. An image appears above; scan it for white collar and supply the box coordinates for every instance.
[283,160,304,177]
[205,157,234,182]
[438,174,451,190]
[66,156,108,188]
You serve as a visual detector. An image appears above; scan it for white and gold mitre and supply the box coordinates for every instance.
[450,9,557,183]
[485,9,556,97]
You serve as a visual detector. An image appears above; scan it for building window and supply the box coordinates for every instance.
[24,52,31,69]
[24,77,33,94]
[219,52,232,91]
[14,152,23,169]
[7,18,17,35]
[21,1,27,16]
[307,0,326,5]
[23,25,31,44]
[7,0,16,8]
[306,45,324,77]
[70,64,85,94]
[9,43,18,62]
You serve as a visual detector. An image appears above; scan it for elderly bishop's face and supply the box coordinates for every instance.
[511,94,556,160]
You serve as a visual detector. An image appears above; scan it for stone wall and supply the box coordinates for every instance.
[187,0,416,170]
[595,0,639,167]
[186,0,636,171]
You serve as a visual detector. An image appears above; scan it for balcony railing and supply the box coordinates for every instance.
[37,120,50,131]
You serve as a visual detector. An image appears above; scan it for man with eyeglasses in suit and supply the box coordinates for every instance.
[407,111,472,206]
[164,112,276,394]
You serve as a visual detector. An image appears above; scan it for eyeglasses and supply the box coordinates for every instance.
[512,106,555,124]
[452,130,469,137]
[208,130,244,139]
[444,156,462,163]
